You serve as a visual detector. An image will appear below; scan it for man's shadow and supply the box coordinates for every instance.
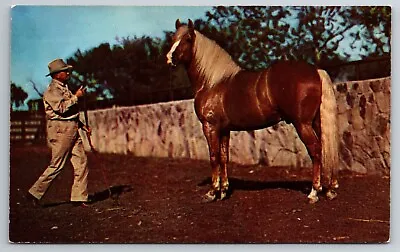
[198,177,312,200]
[41,185,132,208]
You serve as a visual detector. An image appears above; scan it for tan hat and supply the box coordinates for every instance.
[45,58,73,76]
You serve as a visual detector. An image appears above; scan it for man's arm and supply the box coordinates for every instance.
[43,86,78,115]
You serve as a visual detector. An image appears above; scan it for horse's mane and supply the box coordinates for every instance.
[193,31,242,88]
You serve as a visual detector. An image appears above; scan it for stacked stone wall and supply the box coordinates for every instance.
[334,78,390,174]
[81,77,390,174]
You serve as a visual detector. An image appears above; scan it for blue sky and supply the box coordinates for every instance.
[9,3,392,110]
[11,5,212,108]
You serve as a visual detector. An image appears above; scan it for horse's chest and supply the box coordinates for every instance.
[194,92,225,124]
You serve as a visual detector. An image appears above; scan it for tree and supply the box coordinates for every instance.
[67,35,173,108]
[64,6,390,108]
[10,82,28,110]
[195,6,390,69]
[347,6,391,58]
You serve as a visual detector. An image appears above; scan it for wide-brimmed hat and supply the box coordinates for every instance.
[45,58,73,76]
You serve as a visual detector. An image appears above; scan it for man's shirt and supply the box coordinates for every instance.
[43,79,79,121]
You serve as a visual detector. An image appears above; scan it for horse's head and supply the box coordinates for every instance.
[166,19,196,67]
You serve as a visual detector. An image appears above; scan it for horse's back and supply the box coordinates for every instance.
[268,61,321,90]
[267,61,322,123]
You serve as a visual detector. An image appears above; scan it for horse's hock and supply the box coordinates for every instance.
[81,77,390,175]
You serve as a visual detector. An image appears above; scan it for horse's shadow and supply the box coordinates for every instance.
[198,177,312,199]
[41,185,132,208]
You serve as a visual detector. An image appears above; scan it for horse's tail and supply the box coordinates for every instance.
[318,69,339,189]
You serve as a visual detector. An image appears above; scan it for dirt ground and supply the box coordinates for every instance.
[9,145,390,244]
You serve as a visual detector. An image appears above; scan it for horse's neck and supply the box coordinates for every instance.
[186,32,242,93]
[186,56,241,94]
[187,61,209,94]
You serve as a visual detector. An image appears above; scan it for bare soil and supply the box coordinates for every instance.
[9,145,390,243]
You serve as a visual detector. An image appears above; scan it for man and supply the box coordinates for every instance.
[27,58,91,207]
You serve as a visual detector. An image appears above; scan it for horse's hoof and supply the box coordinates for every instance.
[307,187,319,204]
[326,190,337,200]
[201,192,216,203]
[308,195,319,204]
[219,190,228,201]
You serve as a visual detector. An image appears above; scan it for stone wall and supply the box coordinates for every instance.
[81,77,390,175]
[335,78,390,175]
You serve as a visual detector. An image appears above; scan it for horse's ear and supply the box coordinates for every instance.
[188,19,195,37]
[175,19,182,30]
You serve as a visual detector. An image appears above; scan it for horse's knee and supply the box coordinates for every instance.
[209,153,220,164]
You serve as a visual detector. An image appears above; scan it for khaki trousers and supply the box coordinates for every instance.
[29,120,89,202]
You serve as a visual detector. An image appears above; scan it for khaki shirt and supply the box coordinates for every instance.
[43,79,80,121]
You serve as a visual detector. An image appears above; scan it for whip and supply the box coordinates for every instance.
[81,83,114,201]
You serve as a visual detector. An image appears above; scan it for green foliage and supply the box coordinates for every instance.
[66,6,390,108]
[198,6,390,69]
[67,35,176,108]
[348,6,391,57]
[10,82,28,109]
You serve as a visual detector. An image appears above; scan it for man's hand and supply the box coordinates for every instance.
[75,86,87,98]
[82,125,92,136]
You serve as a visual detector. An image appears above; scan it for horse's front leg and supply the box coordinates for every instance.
[220,130,230,200]
[202,122,221,203]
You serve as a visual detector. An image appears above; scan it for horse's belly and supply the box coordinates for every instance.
[227,116,282,131]
[224,99,281,131]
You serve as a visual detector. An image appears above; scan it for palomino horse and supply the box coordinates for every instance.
[167,19,339,204]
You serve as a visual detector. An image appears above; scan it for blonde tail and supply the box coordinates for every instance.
[318,69,339,191]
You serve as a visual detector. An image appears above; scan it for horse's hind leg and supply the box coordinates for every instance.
[220,130,230,200]
[202,122,221,203]
[294,122,322,204]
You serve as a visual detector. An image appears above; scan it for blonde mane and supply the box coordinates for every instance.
[193,31,242,88]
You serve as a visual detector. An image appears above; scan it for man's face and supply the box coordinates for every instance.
[54,70,71,82]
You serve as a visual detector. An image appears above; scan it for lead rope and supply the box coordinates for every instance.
[82,90,114,202]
